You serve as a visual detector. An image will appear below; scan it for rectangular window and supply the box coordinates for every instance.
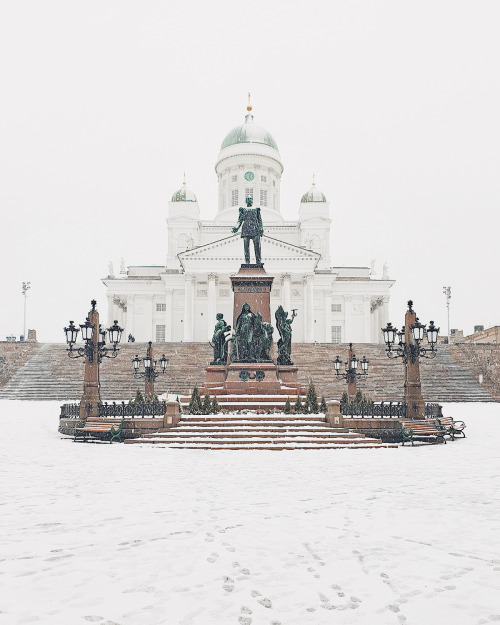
[245,188,253,201]
[260,189,268,206]
[331,326,342,344]
[261,175,267,183]
[331,303,342,312]
[232,174,238,182]
[156,325,166,343]
[231,189,239,206]
[156,303,166,312]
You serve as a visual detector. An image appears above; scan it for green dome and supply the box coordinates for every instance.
[171,184,197,202]
[301,185,327,203]
[221,113,279,151]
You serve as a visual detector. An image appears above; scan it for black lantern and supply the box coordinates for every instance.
[80,318,94,342]
[159,354,168,372]
[333,356,342,372]
[427,321,439,346]
[107,320,123,347]
[64,321,79,346]
[411,318,426,343]
[132,354,141,372]
[360,356,369,374]
[382,322,397,346]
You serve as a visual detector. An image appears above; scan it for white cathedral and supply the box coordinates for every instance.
[103,102,394,344]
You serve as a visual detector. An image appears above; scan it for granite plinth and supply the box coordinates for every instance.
[230,266,274,326]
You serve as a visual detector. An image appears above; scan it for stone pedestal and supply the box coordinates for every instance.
[277,366,300,388]
[325,401,343,427]
[163,400,182,428]
[224,363,282,394]
[230,265,274,326]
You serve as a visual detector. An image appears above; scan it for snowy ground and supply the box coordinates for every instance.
[1,402,499,625]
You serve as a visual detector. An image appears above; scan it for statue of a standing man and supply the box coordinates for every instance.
[232,197,264,265]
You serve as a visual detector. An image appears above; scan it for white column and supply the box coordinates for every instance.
[184,274,194,342]
[145,294,154,341]
[305,274,314,343]
[107,293,114,327]
[207,273,217,340]
[324,289,332,344]
[165,288,173,342]
[281,273,291,312]
[363,296,372,343]
[381,296,390,343]
[344,296,353,343]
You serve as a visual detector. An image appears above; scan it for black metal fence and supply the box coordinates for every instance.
[341,401,441,419]
[60,401,167,419]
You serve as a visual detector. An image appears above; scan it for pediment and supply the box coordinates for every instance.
[178,234,320,272]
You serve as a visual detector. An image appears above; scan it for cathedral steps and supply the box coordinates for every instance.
[0,342,495,403]
[125,414,397,450]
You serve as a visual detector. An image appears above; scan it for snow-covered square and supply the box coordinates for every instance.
[1,401,499,625]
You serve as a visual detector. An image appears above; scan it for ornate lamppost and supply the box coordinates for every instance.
[382,300,439,419]
[333,342,369,401]
[64,300,123,419]
[132,341,168,399]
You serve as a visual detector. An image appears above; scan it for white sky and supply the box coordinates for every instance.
[1,1,499,342]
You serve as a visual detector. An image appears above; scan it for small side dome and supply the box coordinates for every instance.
[301,176,326,203]
[171,176,197,202]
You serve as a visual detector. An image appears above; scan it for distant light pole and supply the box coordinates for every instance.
[382,300,439,419]
[22,282,31,340]
[132,341,168,399]
[443,286,451,344]
[333,343,369,401]
[64,300,123,419]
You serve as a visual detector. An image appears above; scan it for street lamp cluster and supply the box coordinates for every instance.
[64,300,124,419]
[333,343,369,401]
[132,341,168,399]
[382,300,440,419]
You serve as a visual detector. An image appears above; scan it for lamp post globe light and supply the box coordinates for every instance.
[64,300,123,419]
[382,300,439,420]
[132,341,168,400]
[333,342,369,401]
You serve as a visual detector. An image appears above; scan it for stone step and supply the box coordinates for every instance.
[125,441,397,450]
[0,342,496,403]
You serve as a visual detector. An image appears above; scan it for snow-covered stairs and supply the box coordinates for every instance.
[125,413,398,450]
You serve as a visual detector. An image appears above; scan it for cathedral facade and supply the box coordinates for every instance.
[103,104,394,344]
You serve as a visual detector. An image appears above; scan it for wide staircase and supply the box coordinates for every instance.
[0,342,495,402]
[125,412,397,450]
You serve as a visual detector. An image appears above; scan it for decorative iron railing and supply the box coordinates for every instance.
[341,401,441,419]
[60,403,80,418]
[59,401,166,419]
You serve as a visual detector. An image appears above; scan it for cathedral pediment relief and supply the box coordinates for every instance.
[178,234,320,272]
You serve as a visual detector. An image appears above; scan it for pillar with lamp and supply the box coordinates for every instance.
[64,300,123,419]
[381,300,439,420]
[132,341,168,400]
[333,343,369,401]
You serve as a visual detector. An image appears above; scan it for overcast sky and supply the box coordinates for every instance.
[1,1,499,342]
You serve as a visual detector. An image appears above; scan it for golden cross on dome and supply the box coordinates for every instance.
[247,92,252,112]
[312,173,316,186]
[183,171,186,185]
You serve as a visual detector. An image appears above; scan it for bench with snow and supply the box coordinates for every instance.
[74,417,124,443]
[434,416,466,441]
[400,420,446,446]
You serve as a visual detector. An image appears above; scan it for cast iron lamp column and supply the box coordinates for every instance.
[333,343,369,401]
[64,300,123,419]
[132,341,168,400]
[382,300,439,419]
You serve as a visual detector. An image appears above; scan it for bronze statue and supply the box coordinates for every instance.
[232,197,264,265]
[210,313,231,365]
[230,302,273,363]
[275,306,297,365]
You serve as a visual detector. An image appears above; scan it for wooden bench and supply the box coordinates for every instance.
[434,416,466,441]
[400,420,446,446]
[74,417,124,443]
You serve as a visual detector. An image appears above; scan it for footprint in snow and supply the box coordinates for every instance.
[223,576,234,592]
[207,552,219,563]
